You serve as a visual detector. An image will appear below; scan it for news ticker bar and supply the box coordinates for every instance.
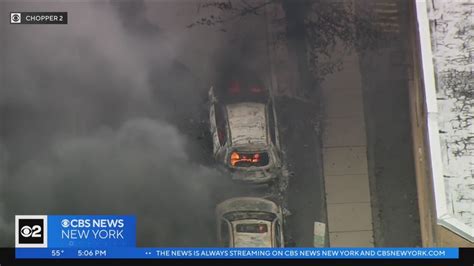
[16,248,459,259]
[10,12,68,24]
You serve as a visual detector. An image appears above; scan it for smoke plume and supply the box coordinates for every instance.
[0,0,232,246]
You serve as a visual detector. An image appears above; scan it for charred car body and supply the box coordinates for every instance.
[216,197,285,247]
[208,72,282,184]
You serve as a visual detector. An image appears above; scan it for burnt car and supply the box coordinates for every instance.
[216,197,285,247]
[208,72,282,184]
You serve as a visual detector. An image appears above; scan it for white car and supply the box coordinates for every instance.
[216,197,285,247]
[208,75,282,184]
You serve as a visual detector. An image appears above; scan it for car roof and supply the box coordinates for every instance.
[226,102,268,146]
[216,197,281,218]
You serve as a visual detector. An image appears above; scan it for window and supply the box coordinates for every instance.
[215,104,227,146]
[236,223,268,233]
[223,211,277,222]
[275,221,282,247]
[229,151,270,167]
[267,101,277,145]
[220,220,230,247]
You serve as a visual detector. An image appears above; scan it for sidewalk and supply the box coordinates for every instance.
[321,51,374,247]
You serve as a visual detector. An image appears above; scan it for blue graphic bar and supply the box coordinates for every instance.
[16,247,459,259]
[47,215,136,248]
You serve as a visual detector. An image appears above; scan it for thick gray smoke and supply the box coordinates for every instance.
[0,0,232,246]
[0,141,8,243]
[2,119,222,246]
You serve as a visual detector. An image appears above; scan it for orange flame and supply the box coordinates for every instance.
[230,152,261,166]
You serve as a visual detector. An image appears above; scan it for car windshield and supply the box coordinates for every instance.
[223,211,276,222]
[229,151,270,167]
[236,223,268,233]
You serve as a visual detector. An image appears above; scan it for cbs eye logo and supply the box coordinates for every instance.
[10,12,22,24]
[15,215,48,248]
[20,224,42,238]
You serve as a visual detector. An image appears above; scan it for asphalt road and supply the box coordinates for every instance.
[146,0,329,247]
[187,1,328,247]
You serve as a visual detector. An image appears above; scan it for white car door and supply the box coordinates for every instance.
[208,87,220,155]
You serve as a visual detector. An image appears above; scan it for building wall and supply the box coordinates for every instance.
[427,0,473,231]
[411,0,474,246]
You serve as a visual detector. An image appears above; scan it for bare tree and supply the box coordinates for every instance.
[188,0,384,86]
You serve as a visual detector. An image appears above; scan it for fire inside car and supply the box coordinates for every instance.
[214,69,269,104]
[228,80,265,95]
[230,151,270,167]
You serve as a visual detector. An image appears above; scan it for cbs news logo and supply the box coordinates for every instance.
[15,215,48,248]
[10,12,22,24]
